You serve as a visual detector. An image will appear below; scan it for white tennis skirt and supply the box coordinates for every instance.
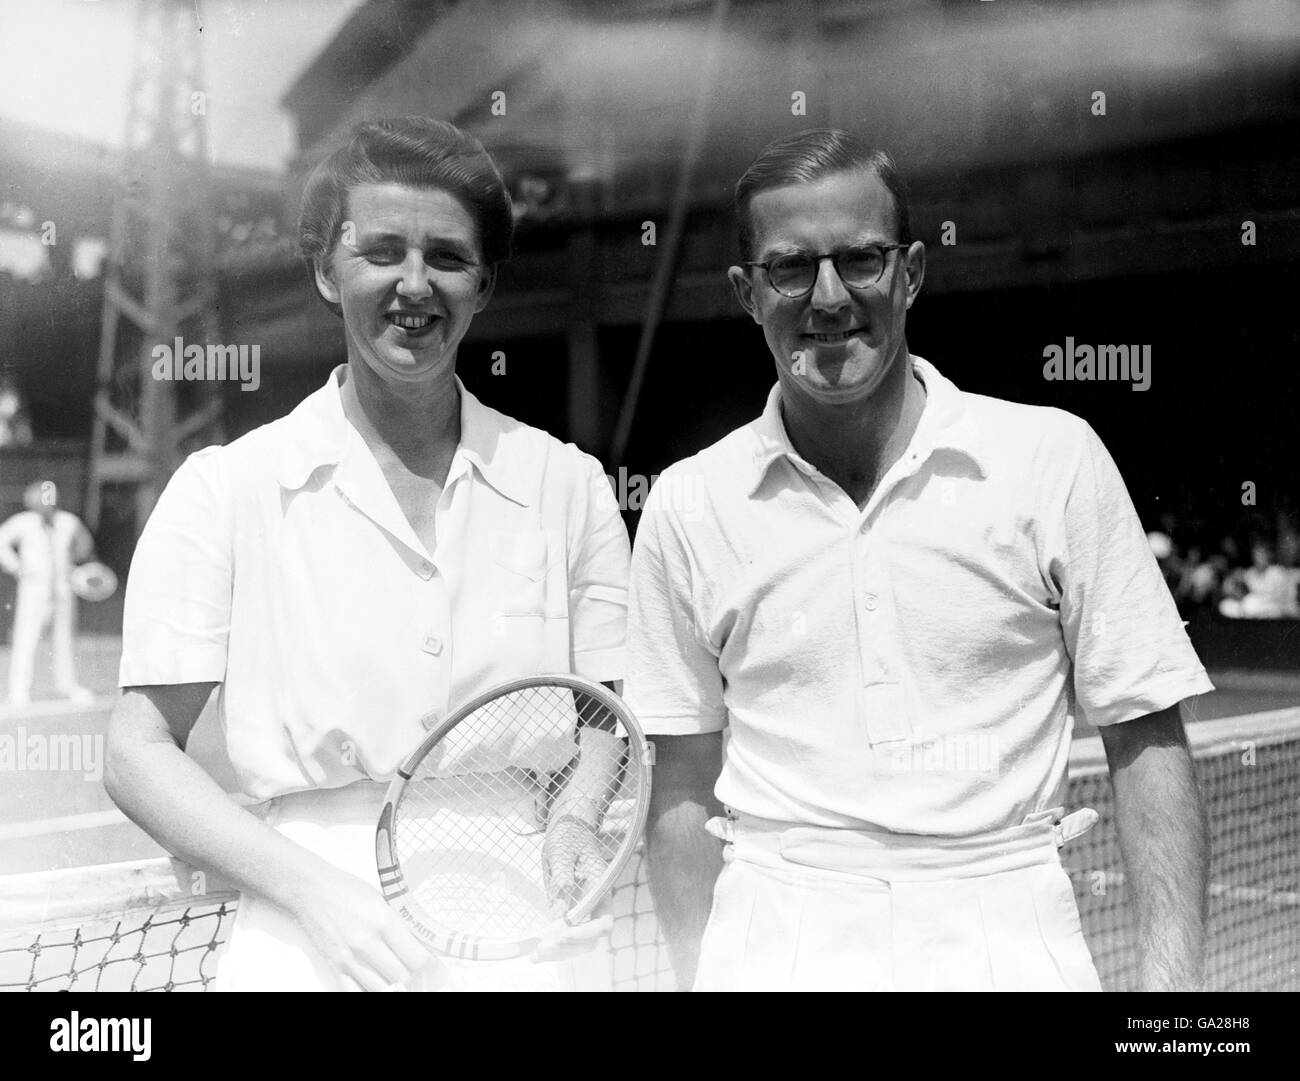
[214,780,604,992]
[694,811,1103,992]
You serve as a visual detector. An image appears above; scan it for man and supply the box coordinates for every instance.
[0,380,34,448]
[0,480,95,705]
[626,129,1212,992]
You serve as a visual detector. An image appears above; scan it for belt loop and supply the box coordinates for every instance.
[1053,808,1100,848]
[705,816,735,844]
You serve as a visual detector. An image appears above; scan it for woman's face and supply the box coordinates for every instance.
[314,182,494,386]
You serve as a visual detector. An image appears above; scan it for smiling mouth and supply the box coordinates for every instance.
[804,327,867,344]
[385,312,438,332]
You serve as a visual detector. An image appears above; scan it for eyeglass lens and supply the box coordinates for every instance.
[769,247,887,295]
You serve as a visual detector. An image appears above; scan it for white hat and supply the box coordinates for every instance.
[1147,531,1173,560]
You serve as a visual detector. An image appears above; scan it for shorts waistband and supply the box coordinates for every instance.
[707,808,1099,882]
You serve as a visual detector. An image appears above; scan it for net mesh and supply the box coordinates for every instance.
[0,856,667,993]
[1064,715,1300,991]
[3,712,1296,992]
[0,879,234,992]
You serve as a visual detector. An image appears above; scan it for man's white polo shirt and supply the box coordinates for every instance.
[120,365,629,801]
[626,356,1212,835]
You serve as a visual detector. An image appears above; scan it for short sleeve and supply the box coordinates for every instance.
[624,480,727,735]
[566,454,631,683]
[1050,422,1213,726]
[119,447,233,686]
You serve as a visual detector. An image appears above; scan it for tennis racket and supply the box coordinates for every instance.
[70,562,117,602]
[375,674,652,961]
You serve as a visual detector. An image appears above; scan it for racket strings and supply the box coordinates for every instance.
[392,684,647,950]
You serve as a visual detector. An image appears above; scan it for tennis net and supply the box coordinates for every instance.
[1064,706,1300,991]
[2,707,1296,991]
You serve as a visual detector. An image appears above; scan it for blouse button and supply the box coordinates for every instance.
[422,634,443,655]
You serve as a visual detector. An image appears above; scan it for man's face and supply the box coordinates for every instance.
[314,183,495,387]
[729,168,925,407]
[24,481,56,518]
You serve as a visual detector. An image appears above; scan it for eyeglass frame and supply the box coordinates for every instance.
[742,243,912,299]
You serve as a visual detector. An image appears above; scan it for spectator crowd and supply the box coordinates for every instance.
[1149,514,1300,620]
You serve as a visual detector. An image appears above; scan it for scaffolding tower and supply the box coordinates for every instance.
[85,0,223,535]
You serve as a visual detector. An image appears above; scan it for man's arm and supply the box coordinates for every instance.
[70,519,94,563]
[644,731,725,990]
[1099,702,1207,991]
[0,515,22,575]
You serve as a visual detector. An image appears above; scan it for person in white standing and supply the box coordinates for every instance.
[0,480,95,706]
[105,118,629,991]
[627,129,1213,992]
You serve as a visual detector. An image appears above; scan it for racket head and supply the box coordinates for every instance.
[376,674,651,960]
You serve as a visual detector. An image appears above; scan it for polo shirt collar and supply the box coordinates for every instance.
[747,355,990,496]
[275,366,531,507]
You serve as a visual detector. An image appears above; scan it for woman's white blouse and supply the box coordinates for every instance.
[120,367,630,800]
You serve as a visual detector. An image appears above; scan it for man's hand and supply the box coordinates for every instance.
[1100,702,1208,991]
[543,813,607,903]
[535,814,614,963]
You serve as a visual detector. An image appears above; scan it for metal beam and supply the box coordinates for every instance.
[609,0,732,466]
[84,0,223,534]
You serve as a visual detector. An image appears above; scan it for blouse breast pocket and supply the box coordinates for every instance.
[489,529,553,617]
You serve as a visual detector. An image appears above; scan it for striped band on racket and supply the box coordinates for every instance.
[376,674,652,961]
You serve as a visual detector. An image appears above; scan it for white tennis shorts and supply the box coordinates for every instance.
[694,811,1103,992]
[214,780,605,992]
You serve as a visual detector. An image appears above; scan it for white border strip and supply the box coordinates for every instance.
[0,857,239,935]
[1069,707,1300,777]
[0,793,260,843]
[2,709,1296,838]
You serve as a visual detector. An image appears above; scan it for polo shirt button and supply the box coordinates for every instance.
[864,594,878,612]
[418,561,435,580]
[422,634,443,655]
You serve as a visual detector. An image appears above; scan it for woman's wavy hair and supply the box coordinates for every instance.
[298,116,514,316]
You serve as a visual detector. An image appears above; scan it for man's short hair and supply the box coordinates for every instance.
[298,116,515,316]
[734,129,912,261]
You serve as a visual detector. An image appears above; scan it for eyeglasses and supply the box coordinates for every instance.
[744,244,910,298]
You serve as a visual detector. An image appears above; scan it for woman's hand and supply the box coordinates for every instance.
[530,911,614,964]
[284,862,449,991]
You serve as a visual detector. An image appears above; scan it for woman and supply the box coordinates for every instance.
[105,118,630,991]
